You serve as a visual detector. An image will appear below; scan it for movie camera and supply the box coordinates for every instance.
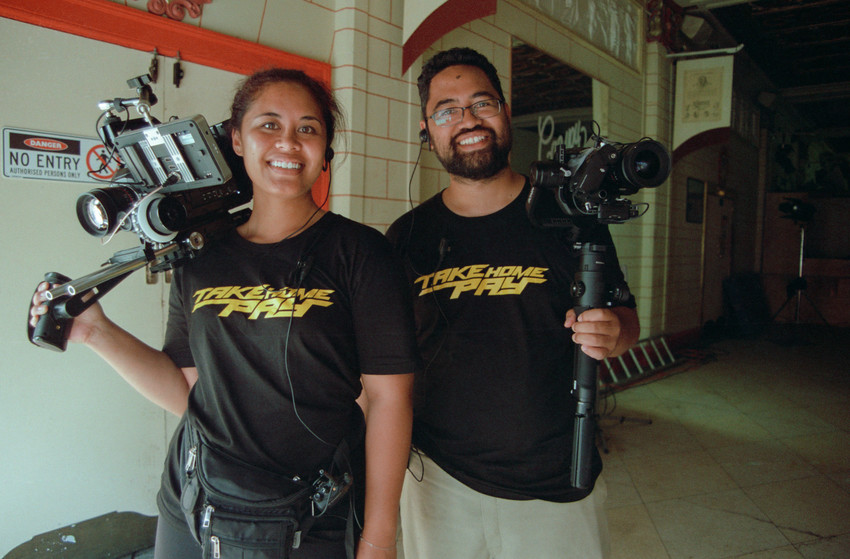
[525,135,671,489]
[29,74,251,352]
[527,136,670,225]
[80,73,251,247]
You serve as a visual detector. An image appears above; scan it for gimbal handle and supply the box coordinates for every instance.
[570,241,630,489]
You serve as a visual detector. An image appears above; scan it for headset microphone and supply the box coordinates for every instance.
[285,255,315,288]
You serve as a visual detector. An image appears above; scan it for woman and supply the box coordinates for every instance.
[30,68,418,558]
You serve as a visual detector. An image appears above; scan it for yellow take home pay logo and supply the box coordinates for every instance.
[415,265,548,299]
[192,285,334,319]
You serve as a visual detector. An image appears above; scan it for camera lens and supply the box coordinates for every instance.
[76,187,137,237]
[83,199,108,232]
[530,161,568,189]
[634,154,660,179]
[135,193,179,243]
[620,140,670,189]
[147,196,187,234]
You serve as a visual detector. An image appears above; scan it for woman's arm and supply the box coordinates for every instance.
[31,282,194,416]
[356,372,413,558]
[86,317,195,416]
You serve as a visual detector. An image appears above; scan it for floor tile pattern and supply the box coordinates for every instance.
[603,326,850,559]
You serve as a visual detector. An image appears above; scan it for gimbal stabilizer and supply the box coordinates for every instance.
[527,134,670,488]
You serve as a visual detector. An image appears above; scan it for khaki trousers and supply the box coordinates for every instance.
[399,452,610,559]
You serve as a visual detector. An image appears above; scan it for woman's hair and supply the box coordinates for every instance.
[227,68,343,155]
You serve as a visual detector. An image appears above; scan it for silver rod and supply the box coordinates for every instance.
[45,244,180,300]
[649,338,668,366]
[660,336,676,363]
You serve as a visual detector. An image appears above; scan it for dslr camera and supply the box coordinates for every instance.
[527,136,670,226]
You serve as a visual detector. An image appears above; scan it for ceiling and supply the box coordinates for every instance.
[510,42,593,117]
[511,0,850,153]
[693,0,850,153]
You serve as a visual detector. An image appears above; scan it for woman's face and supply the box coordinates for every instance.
[231,81,328,203]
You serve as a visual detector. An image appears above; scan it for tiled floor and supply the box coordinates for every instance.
[601,325,850,559]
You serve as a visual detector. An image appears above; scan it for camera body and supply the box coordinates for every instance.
[527,138,670,226]
[76,75,251,261]
[29,76,253,352]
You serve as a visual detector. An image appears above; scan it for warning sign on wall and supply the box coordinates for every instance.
[3,127,121,184]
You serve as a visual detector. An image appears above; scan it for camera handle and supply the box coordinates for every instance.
[30,205,250,352]
[29,244,182,352]
[569,241,630,489]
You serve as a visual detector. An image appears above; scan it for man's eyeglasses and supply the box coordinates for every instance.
[428,99,503,127]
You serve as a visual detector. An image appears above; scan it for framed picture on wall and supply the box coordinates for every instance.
[686,177,705,223]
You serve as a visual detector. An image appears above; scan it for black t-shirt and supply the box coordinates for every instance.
[157,212,421,524]
[386,179,634,502]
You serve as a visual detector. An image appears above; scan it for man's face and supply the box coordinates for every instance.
[422,65,512,180]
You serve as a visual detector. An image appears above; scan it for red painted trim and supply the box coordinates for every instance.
[401,0,497,74]
[0,0,331,205]
[672,128,731,163]
[0,0,329,80]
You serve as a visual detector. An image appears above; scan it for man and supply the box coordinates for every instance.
[386,47,640,558]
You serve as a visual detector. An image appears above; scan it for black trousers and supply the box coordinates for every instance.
[153,511,351,558]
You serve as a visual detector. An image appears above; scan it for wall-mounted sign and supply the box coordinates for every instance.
[511,109,593,174]
[3,127,119,184]
[535,115,592,160]
[672,55,734,156]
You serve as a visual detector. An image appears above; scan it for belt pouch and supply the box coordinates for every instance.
[180,426,311,559]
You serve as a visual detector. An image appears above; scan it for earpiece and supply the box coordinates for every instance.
[419,129,429,144]
[322,147,334,172]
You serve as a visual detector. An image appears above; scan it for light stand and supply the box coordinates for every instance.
[771,199,829,326]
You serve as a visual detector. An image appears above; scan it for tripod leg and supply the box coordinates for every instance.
[802,292,831,325]
[771,294,794,322]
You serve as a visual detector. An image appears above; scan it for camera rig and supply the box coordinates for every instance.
[527,136,669,225]
[526,134,670,489]
[30,74,251,352]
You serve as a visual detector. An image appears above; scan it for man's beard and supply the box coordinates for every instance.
[435,126,512,180]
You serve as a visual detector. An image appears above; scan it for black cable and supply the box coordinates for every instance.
[87,110,128,181]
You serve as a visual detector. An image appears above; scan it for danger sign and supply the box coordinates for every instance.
[3,127,118,184]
